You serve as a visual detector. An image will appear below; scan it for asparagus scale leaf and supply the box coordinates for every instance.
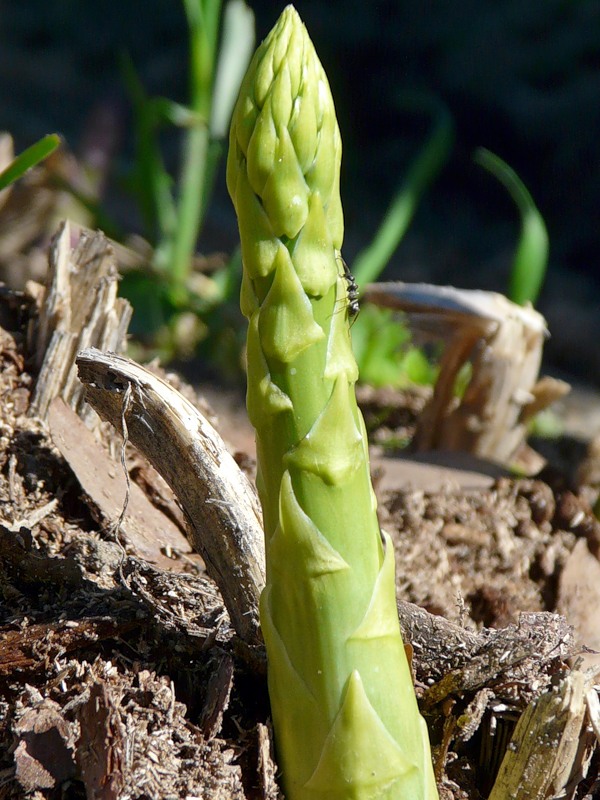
[227,7,438,799]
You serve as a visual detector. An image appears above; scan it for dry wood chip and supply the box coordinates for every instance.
[257,722,282,800]
[28,221,132,422]
[76,680,125,800]
[364,281,569,464]
[13,696,76,791]
[488,670,590,800]
[0,616,138,677]
[422,612,574,709]
[120,557,230,643]
[48,397,203,573]
[199,651,234,740]
[557,538,600,674]
[373,450,507,494]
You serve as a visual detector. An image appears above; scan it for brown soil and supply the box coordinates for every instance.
[1,289,600,799]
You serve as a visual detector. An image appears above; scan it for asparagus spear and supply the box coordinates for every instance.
[227,7,438,798]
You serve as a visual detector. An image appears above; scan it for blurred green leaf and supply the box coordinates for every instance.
[109,2,254,374]
[119,270,178,339]
[149,98,206,128]
[121,53,176,245]
[528,408,563,439]
[351,306,431,388]
[210,0,255,138]
[474,147,549,306]
[398,346,438,386]
[0,134,61,191]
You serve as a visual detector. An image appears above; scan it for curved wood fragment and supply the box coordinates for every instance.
[365,281,570,463]
[76,347,265,647]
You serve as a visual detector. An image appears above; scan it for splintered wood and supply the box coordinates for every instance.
[365,282,570,463]
[489,670,596,800]
[27,220,132,421]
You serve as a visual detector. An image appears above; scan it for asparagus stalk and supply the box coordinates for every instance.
[227,7,438,799]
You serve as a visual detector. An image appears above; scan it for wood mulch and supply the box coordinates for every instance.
[0,259,599,798]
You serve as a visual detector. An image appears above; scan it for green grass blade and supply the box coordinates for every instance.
[183,0,222,103]
[474,147,549,306]
[209,0,255,139]
[149,98,205,128]
[0,134,61,191]
[352,98,454,287]
[121,53,177,245]
[168,0,222,297]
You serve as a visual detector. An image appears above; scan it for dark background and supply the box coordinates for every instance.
[2,0,600,379]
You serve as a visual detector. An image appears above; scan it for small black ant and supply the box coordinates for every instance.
[339,256,360,320]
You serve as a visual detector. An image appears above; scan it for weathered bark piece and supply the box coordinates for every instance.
[28,220,132,422]
[13,696,77,792]
[119,557,232,646]
[557,538,600,674]
[48,397,203,573]
[0,132,14,213]
[257,723,283,800]
[364,282,570,463]
[488,670,593,800]
[0,616,139,678]
[421,611,574,708]
[401,606,573,692]
[199,652,235,740]
[76,347,265,648]
[76,680,125,800]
